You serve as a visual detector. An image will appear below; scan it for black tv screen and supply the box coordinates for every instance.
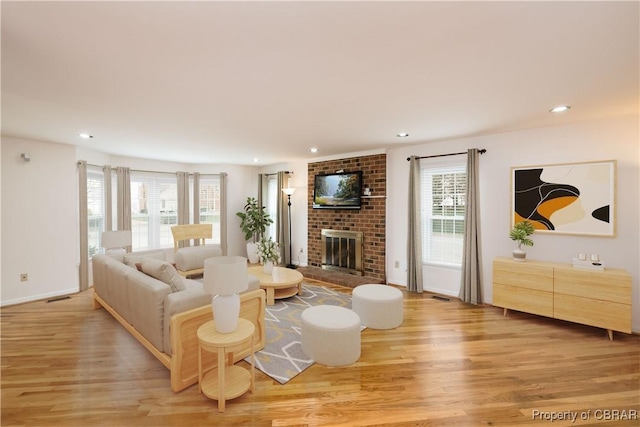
[313,171,363,209]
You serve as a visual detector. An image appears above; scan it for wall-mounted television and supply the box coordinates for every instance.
[313,171,363,210]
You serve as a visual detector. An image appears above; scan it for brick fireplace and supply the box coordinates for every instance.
[307,154,386,282]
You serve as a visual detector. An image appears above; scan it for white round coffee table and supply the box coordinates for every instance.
[247,266,304,306]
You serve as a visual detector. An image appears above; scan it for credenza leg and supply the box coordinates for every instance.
[607,329,613,341]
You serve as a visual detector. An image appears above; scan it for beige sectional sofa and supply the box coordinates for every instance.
[92,251,266,392]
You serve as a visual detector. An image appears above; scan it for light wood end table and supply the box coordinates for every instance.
[248,266,304,305]
[196,318,255,412]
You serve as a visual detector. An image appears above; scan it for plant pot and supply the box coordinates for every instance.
[263,260,274,274]
[512,248,526,262]
[246,242,259,264]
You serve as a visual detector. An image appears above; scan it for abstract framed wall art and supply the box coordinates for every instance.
[511,160,616,237]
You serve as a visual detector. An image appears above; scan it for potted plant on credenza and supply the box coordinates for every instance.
[236,197,273,263]
[509,220,535,262]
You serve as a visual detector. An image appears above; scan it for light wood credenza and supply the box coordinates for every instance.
[492,257,632,340]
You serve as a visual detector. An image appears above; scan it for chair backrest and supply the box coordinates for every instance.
[171,224,213,251]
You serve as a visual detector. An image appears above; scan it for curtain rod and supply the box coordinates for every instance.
[82,163,223,176]
[264,171,292,176]
[406,148,486,161]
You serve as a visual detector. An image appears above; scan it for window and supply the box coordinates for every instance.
[194,175,222,244]
[130,172,177,250]
[421,160,466,266]
[85,168,224,253]
[265,175,278,241]
[87,167,105,257]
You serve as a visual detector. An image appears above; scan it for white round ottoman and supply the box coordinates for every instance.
[352,284,404,329]
[301,305,361,367]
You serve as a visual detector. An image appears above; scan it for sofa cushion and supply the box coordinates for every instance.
[140,258,186,293]
[175,246,223,271]
[123,250,166,268]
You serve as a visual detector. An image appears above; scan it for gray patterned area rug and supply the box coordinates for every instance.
[245,283,353,384]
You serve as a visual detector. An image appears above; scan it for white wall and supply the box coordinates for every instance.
[1,137,79,305]
[386,115,640,332]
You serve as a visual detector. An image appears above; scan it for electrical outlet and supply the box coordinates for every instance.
[20,273,28,282]
[394,261,400,268]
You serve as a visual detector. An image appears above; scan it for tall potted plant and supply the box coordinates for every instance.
[509,220,535,262]
[236,197,273,263]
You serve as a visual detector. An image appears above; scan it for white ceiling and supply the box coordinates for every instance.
[2,1,638,165]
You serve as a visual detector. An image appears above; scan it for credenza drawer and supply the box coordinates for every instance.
[493,283,554,318]
[554,267,632,304]
[554,293,631,333]
[493,259,554,292]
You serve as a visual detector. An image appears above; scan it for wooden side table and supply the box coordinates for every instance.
[196,318,255,412]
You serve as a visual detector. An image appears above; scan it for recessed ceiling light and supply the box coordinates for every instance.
[309,147,319,153]
[252,158,259,163]
[78,133,93,139]
[397,132,409,138]
[550,105,571,113]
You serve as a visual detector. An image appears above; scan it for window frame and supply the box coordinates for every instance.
[130,171,178,251]
[420,158,467,268]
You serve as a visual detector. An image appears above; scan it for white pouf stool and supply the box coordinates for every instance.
[301,305,361,367]
[352,284,404,330]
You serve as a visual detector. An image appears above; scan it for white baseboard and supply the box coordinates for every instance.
[0,287,80,307]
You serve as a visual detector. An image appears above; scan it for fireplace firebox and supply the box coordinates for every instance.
[321,229,364,276]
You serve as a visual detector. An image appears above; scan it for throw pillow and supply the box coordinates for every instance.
[140,258,186,293]
[135,262,176,272]
[123,250,166,268]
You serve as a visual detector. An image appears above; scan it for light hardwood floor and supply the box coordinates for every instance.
[2,280,638,426]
